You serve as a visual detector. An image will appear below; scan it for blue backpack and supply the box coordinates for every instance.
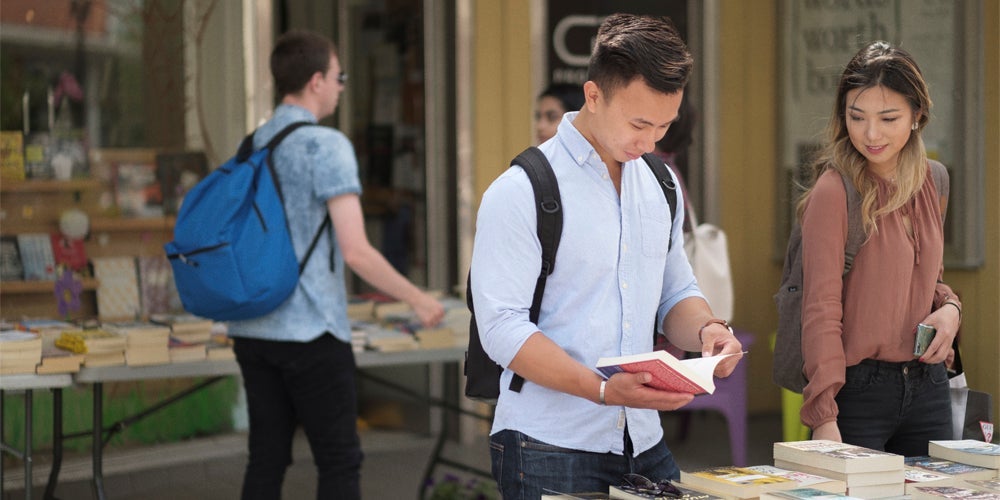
[165,122,330,321]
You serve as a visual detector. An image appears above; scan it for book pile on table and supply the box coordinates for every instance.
[0,330,43,374]
[773,440,905,498]
[904,455,997,494]
[151,313,212,363]
[903,441,1000,499]
[56,329,127,367]
[104,322,171,366]
[205,323,234,361]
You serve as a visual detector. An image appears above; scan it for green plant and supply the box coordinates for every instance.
[426,473,498,500]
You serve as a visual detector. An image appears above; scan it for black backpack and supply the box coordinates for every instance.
[464,146,678,403]
[772,162,949,393]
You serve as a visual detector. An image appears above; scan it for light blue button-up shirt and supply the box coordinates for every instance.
[470,112,703,456]
[227,104,362,343]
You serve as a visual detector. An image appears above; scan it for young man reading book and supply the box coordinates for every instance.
[470,13,743,498]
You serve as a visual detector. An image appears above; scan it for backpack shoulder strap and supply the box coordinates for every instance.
[255,121,330,275]
[641,153,678,251]
[927,160,950,221]
[839,172,865,274]
[508,146,562,393]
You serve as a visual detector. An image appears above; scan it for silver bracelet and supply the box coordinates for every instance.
[599,379,607,405]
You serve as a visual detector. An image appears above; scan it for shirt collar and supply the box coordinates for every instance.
[274,103,319,124]
[555,111,600,167]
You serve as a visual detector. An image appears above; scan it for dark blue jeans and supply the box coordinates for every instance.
[233,333,362,500]
[836,359,951,457]
[489,429,680,499]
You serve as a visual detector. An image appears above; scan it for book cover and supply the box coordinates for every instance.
[773,440,904,474]
[772,459,905,487]
[50,232,87,271]
[905,468,959,494]
[16,233,57,280]
[680,466,799,499]
[92,256,141,321]
[137,256,182,316]
[905,456,997,481]
[962,480,1000,493]
[929,441,1000,470]
[596,351,740,395]
[0,130,26,180]
[912,485,1000,500]
[760,488,864,500]
[0,330,42,351]
[0,235,24,280]
[746,465,848,494]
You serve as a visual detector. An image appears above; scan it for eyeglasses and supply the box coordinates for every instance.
[337,71,348,85]
[620,473,683,498]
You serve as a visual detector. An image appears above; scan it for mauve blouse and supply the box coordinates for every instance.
[799,167,959,429]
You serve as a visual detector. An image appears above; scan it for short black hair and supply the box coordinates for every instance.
[539,83,585,113]
[588,13,693,100]
[270,30,337,97]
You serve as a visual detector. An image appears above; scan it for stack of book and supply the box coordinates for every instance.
[0,330,43,374]
[414,326,456,349]
[36,331,85,374]
[904,455,998,494]
[745,465,847,494]
[151,313,214,344]
[168,336,207,363]
[773,440,905,498]
[679,466,800,499]
[928,440,1000,470]
[205,324,234,361]
[56,329,127,367]
[104,322,171,366]
[608,483,727,500]
[910,484,1000,499]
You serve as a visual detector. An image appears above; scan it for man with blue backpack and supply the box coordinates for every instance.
[469,14,743,498]
[225,30,443,500]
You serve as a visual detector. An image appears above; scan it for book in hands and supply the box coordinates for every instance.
[595,351,741,395]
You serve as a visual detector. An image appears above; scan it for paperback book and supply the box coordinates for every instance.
[596,351,742,395]
[929,441,1000,470]
[911,485,1000,500]
[746,465,848,494]
[773,440,904,474]
[905,456,997,483]
[679,466,799,498]
[759,488,864,500]
[772,459,905,487]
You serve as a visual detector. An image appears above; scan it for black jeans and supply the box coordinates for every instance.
[836,359,951,457]
[233,333,362,500]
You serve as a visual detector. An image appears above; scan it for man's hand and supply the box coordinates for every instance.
[602,372,695,411]
[411,293,445,327]
[699,324,743,378]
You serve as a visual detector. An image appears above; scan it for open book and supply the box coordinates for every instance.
[595,350,742,395]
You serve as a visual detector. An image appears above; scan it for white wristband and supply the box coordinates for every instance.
[599,379,607,405]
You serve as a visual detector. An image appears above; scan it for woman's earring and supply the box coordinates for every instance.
[912,123,919,130]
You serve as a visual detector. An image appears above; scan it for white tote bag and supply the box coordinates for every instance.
[683,199,734,322]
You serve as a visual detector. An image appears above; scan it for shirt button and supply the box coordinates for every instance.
[622,244,628,252]
[624,322,630,329]
[621,282,628,289]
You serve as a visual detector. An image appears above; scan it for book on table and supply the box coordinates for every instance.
[929,440,1000,470]
[595,351,741,395]
[745,465,847,494]
[679,466,800,499]
[772,440,904,474]
[911,485,1000,500]
[610,483,726,500]
[36,345,84,374]
[904,455,997,493]
[759,487,864,500]
[961,480,1000,494]
[1,330,44,374]
[772,459,905,487]
[842,481,904,498]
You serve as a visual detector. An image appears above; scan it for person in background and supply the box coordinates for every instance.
[798,40,961,456]
[535,82,584,144]
[471,13,743,497]
[226,30,444,499]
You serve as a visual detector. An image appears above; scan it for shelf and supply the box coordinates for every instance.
[90,216,176,232]
[0,178,103,193]
[0,278,99,294]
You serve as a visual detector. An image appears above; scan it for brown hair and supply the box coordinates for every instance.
[797,41,932,237]
[270,30,338,97]
[587,13,693,101]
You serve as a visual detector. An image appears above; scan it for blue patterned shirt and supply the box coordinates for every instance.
[470,112,703,456]
[227,104,362,343]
